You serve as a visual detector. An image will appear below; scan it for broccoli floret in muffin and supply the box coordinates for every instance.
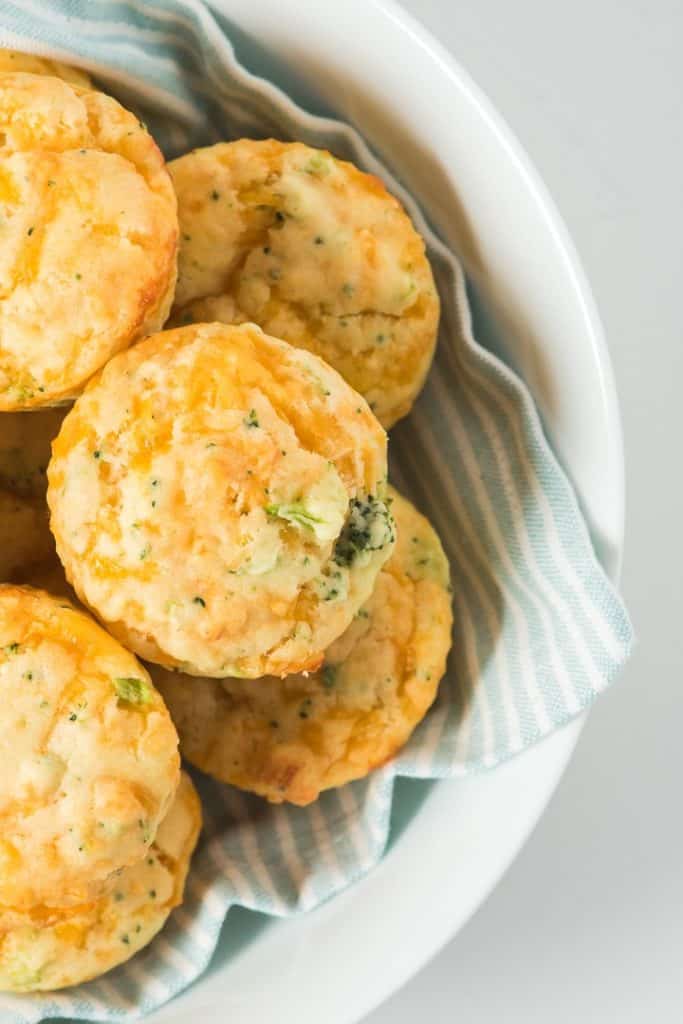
[151,489,453,806]
[334,495,395,568]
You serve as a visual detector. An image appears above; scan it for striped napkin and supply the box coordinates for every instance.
[0,2,633,1021]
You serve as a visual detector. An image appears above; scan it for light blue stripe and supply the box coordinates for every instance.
[463,350,627,678]
[395,431,515,753]
[414,360,570,723]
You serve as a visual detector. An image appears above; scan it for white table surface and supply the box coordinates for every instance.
[364,1,682,1021]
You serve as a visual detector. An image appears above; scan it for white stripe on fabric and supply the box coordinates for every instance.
[187,869,230,920]
[398,436,524,758]
[469,362,626,664]
[435,333,611,702]
[306,799,351,891]
[433,366,577,714]
[228,790,289,912]
[151,936,196,980]
[172,906,218,952]
[271,804,315,909]
[91,976,137,1012]
[123,960,170,1003]
[337,784,377,867]
[410,410,555,731]
[204,831,259,908]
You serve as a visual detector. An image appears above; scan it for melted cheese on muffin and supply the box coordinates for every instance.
[169,139,439,427]
[0,585,179,908]
[154,489,452,804]
[0,72,177,410]
[49,322,395,678]
[0,772,200,991]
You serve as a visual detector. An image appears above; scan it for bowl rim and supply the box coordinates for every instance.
[0,1,624,1018]
[145,0,625,1020]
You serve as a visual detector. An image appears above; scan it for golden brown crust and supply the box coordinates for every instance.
[48,321,394,679]
[169,139,439,427]
[0,73,178,410]
[0,585,180,908]
[0,773,201,991]
[154,489,453,805]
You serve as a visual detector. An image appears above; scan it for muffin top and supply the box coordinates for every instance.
[0,72,177,410]
[153,488,452,805]
[48,322,395,678]
[169,139,439,427]
[0,772,200,992]
[0,585,179,908]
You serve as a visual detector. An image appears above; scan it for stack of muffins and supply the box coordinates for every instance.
[0,53,453,991]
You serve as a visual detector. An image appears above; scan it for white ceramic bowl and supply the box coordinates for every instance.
[138,1,623,1020]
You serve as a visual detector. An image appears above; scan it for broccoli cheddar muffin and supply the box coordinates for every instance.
[0,50,91,88]
[153,489,452,805]
[48,322,395,679]
[0,586,179,909]
[0,72,178,410]
[169,139,440,427]
[0,772,201,991]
